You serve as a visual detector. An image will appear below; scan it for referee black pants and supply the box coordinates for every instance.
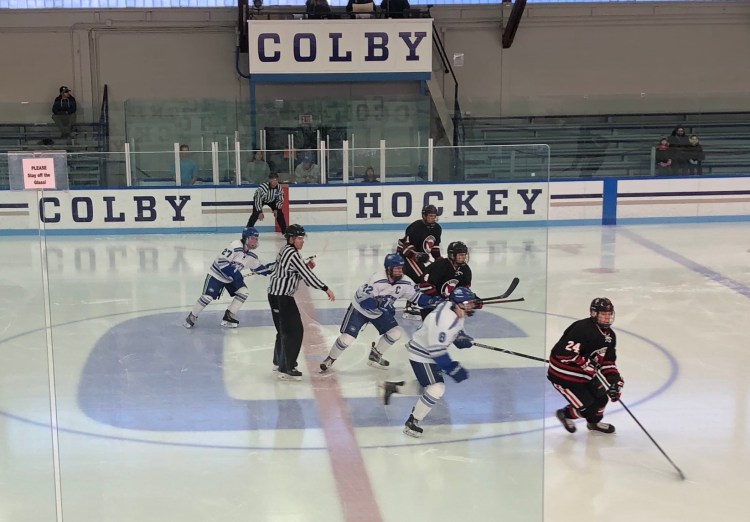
[268,294,303,373]
[247,202,287,233]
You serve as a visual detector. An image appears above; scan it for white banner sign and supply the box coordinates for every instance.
[248,19,432,76]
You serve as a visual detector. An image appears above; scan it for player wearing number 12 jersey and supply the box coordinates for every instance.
[319,253,438,373]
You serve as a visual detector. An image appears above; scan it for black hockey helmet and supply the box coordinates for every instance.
[590,297,615,326]
[284,224,306,239]
[447,241,468,265]
[422,204,438,227]
[422,204,438,218]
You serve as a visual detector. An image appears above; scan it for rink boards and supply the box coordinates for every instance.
[1,175,750,234]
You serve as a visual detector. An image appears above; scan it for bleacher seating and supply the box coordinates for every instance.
[0,121,105,189]
[462,111,750,179]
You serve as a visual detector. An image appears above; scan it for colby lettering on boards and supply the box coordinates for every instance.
[37,195,192,224]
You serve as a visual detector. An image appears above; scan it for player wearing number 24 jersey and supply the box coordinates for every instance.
[548,298,624,434]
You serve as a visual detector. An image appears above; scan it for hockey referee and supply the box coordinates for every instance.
[268,224,335,380]
[247,172,286,233]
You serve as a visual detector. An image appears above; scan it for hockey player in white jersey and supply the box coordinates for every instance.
[184,227,274,329]
[379,287,477,438]
[319,253,439,372]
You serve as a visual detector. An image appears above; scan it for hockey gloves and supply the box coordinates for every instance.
[575,355,598,376]
[378,304,396,317]
[453,331,474,349]
[415,252,430,263]
[447,361,468,383]
[607,380,624,402]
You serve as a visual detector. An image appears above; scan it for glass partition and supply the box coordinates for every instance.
[7,94,750,186]
[0,211,57,520]
[0,143,550,522]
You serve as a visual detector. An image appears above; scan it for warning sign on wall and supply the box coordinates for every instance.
[22,157,57,190]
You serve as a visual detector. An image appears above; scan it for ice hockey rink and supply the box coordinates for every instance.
[1,222,748,522]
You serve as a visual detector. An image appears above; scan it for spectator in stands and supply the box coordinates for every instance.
[175,144,199,185]
[686,134,706,175]
[381,0,410,18]
[347,0,376,15]
[655,137,672,175]
[51,86,77,139]
[306,0,332,18]
[244,150,271,185]
[667,126,690,175]
[362,166,378,182]
[293,153,321,184]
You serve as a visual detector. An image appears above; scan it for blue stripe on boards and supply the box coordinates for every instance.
[602,178,618,225]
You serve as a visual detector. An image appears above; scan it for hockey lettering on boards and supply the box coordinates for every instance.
[36,194,195,226]
[353,187,546,220]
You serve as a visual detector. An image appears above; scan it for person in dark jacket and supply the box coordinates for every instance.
[306,0,332,17]
[655,137,672,175]
[381,0,410,18]
[686,134,706,175]
[667,126,690,175]
[51,86,77,139]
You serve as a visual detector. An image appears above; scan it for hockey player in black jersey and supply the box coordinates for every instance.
[397,204,442,319]
[417,241,476,319]
[548,297,624,434]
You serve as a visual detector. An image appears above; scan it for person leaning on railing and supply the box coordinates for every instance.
[655,137,673,175]
[686,134,705,175]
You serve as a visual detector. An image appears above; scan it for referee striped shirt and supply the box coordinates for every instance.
[254,182,283,209]
[268,244,328,296]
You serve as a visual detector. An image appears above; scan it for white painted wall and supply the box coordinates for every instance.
[0,2,748,123]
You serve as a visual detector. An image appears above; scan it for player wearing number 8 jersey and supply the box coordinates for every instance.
[548,297,624,434]
[378,287,478,438]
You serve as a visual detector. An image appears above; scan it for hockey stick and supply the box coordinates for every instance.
[478,277,520,302]
[594,370,686,481]
[480,297,525,305]
[473,342,548,363]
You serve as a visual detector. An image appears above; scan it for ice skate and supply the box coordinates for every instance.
[556,408,577,433]
[403,414,423,438]
[319,356,336,373]
[220,310,239,328]
[277,369,303,382]
[367,344,390,369]
[183,313,197,329]
[587,421,615,434]
[379,380,404,405]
